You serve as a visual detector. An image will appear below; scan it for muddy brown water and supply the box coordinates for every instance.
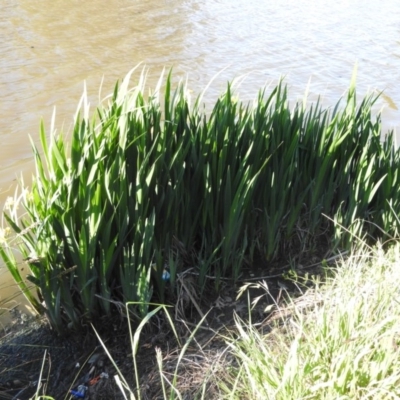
[1,0,400,325]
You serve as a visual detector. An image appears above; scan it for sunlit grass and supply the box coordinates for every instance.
[220,243,400,399]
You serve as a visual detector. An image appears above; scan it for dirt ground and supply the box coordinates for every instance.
[0,252,335,400]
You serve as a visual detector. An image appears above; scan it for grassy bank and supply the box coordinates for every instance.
[218,243,400,399]
[1,67,400,332]
[61,243,400,399]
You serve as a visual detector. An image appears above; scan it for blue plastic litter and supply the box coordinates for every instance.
[70,385,87,399]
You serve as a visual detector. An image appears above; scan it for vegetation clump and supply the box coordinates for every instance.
[1,67,399,332]
[217,243,400,399]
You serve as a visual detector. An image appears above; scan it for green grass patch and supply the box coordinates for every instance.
[220,243,400,399]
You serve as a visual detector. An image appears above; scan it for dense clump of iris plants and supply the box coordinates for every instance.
[1,68,399,332]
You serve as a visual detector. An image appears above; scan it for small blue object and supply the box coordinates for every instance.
[70,385,87,399]
[162,269,170,281]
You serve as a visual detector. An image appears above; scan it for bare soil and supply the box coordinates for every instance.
[0,252,334,400]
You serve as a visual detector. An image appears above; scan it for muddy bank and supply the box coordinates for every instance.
[0,287,266,399]
[0,252,331,399]
[0,312,135,399]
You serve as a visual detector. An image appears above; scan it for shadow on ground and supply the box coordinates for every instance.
[0,253,332,399]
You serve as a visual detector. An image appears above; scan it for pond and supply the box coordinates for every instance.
[1,0,399,324]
